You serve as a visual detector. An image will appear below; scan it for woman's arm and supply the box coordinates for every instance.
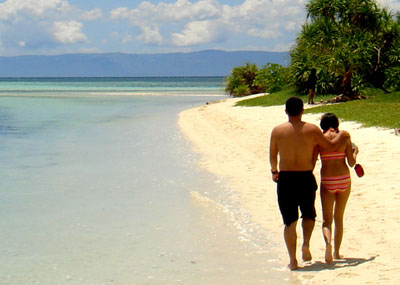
[346,138,357,167]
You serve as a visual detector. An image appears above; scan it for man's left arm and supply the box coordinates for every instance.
[314,126,350,150]
[269,130,279,182]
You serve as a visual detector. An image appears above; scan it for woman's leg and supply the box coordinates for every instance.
[320,186,335,264]
[333,186,351,259]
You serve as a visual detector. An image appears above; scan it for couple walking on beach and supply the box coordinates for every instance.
[269,97,358,270]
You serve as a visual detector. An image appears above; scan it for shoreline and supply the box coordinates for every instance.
[0,92,227,98]
[178,95,400,284]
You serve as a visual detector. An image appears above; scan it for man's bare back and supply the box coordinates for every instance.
[270,121,321,172]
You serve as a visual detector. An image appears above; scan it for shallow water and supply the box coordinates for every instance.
[0,78,294,284]
[0,77,225,96]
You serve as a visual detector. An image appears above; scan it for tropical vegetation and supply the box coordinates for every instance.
[224,0,400,99]
[291,0,400,98]
[224,63,264,97]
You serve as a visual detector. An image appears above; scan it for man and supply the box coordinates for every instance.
[269,97,349,270]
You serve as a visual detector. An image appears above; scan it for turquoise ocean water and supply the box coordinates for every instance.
[0,78,292,284]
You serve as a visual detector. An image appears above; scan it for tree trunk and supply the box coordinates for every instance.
[320,70,366,104]
[342,70,355,98]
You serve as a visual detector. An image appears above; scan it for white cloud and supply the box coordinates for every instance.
[128,0,220,22]
[109,0,223,46]
[172,20,223,46]
[222,0,304,36]
[136,26,163,45]
[0,0,70,20]
[0,0,96,53]
[52,20,88,44]
[81,8,102,21]
[110,0,306,48]
[109,7,130,20]
[247,26,281,39]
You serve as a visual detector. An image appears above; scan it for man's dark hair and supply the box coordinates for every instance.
[320,113,339,132]
[285,96,304,116]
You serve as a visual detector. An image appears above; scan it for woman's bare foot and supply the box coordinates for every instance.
[334,251,343,259]
[302,245,312,261]
[325,244,333,264]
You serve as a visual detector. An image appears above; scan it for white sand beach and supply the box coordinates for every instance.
[178,94,400,284]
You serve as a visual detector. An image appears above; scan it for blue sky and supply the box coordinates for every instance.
[0,0,399,56]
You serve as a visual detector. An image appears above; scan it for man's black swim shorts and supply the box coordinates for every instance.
[277,171,318,226]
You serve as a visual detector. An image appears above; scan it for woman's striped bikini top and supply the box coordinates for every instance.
[320,151,346,160]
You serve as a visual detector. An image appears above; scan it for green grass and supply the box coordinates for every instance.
[235,89,337,107]
[235,89,296,107]
[235,89,400,129]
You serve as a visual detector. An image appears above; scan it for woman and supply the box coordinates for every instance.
[317,113,358,264]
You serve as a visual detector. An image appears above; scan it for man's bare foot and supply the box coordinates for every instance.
[302,245,312,261]
[325,244,333,264]
[334,251,343,259]
[288,260,299,270]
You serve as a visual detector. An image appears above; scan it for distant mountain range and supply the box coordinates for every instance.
[0,50,289,77]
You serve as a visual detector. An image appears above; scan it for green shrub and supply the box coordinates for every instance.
[225,63,265,97]
[234,85,251,97]
[253,63,289,93]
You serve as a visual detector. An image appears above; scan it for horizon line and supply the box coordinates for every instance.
[0,49,290,58]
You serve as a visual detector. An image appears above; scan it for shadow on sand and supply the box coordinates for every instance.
[296,256,377,272]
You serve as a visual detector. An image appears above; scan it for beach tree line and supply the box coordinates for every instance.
[224,63,289,97]
[225,0,400,98]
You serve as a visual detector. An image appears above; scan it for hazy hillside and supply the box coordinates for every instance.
[0,50,289,77]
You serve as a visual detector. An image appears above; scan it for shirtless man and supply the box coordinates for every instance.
[269,97,349,270]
